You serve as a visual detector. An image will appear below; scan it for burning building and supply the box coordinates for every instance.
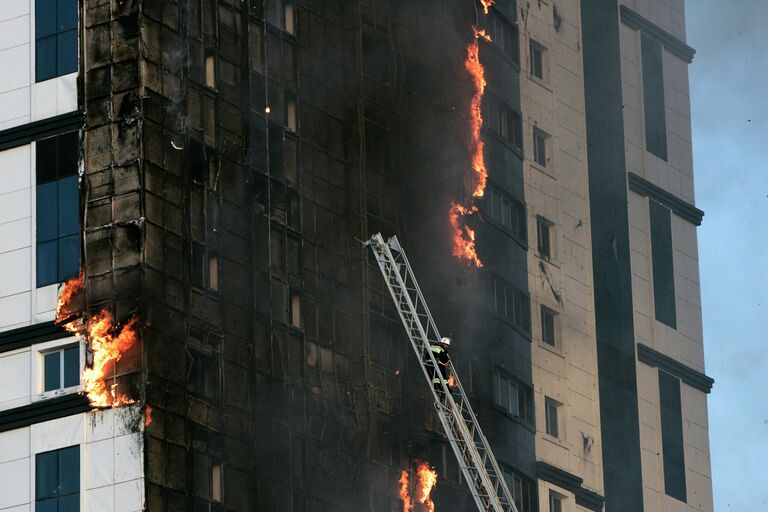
[0,0,713,511]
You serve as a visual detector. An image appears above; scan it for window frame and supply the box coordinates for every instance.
[484,185,527,244]
[502,466,536,512]
[529,39,547,82]
[186,344,222,404]
[532,127,549,167]
[536,215,554,261]
[35,445,80,510]
[35,0,79,83]
[490,276,532,335]
[33,337,82,401]
[548,490,564,512]
[492,368,533,425]
[480,9,520,64]
[540,305,557,347]
[545,396,561,439]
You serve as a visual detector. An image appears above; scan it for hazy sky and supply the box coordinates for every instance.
[686,1,768,509]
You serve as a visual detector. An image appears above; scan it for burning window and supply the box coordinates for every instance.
[502,467,535,512]
[187,347,221,403]
[194,452,224,508]
[492,369,533,424]
[485,186,527,242]
[540,306,557,347]
[480,10,520,63]
[43,344,80,393]
[533,127,549,167]
[35,0,77,82]
[36,445,79,511]
[545,397,561,438]
[36,131,80,287]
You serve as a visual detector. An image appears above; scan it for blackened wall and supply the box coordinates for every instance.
[581,0,644,510]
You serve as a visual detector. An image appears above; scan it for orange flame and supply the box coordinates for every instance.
[399,460,438,512]
[447,374,456,388]
[480,0,496,14]
[449,203,482,268]
[55,271,84,323]
[465,28,489,198]
[145,405,153,426]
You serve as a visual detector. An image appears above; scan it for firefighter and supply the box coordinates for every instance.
[427,336,452,392]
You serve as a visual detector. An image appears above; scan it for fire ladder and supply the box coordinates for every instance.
[365,233,519,512]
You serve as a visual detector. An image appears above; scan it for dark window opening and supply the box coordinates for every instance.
[641,34,668,160]
[43,345,80,392]
[541,306,556,347]
[485,187,527,242]
[491,278,531,333]
[545,397,560,438]
[36,131,80,287]
[498,104,523,151]
[194,452,224,509]
[530,40,545,80]
[36,445,79,511]
[187,347,221,403]
[480,10,519,63]
[533,128,548,167]
[659,371,687,502]
[548,491,564,512]
[492,369,533,424]
[192,242,220,292]
[35,0,78,82]
[536,216,553,261]
[649,200,676,328]
[502,467,535,512]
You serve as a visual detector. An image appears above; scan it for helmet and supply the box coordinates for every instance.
[440,336,452,346]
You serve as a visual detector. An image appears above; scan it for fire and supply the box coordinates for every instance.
[447,374,456,388]
[56,274,139,408]
[451,22,492,267]
[145,405,153,426]
[399,460,438,512]
[480,0,496,14]
[449,203,482,268]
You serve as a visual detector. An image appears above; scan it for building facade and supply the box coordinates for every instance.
[0,1,712,511]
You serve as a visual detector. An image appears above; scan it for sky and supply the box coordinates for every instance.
[686,1,768,509]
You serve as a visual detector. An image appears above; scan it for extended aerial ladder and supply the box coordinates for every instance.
[365,233,519,512]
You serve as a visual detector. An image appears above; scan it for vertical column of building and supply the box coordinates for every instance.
[617,2,713,511]
[518,1,606,511]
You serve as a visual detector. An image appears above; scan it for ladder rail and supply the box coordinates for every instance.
[366,233,519,512]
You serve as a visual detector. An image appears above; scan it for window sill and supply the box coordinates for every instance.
[536,252,560,270]
[479,38,522,72]
[528,73,552,92]
[530,160,557,181]
[537,341,565,359]
[486,219,528,251]
[541,432,569,451]
[491,403,536,434]
[34,386,82,403]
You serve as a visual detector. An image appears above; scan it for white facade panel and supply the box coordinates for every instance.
[0,457,29,509]
[0,14,30,52]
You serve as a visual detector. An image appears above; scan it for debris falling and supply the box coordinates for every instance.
[56,274,139,408]
[399,460,438,512]
[450,12,494,267]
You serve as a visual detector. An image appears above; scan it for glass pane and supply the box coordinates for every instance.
[58,132,79,177]
[498,375,509,411]
[509,382,519,415]
[57,30,77,76]
[58,235,79,281]
[44,351,61,391]
[36,498,58,512]
[37,240,58,287]
[57,0,77,32]
[63,346,79,387]
[59,493,79,512]
[36,450,58,499]
[37,138,58,184]
[37,182,58,242]
[58,176,79,236]
[36,0,57,38]
[58,446,79,495]
[36,35,57,82]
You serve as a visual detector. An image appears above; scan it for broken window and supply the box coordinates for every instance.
[545,397,560,438]
[533,128,548,167]
[485,187,526,242]
[502,467,534,512]
[187,347,221,403]
[194,452,224,508]
[36,131,80,287]
[36,445,79,511]
[192,242,220,292]
[540,306,557,347]
[35,0,77,82]
[43,344,80,392]
[536,216,553,261]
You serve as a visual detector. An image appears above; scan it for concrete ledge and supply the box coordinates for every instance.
[0,111,83,152]
[0,393,91,433]
[637,343,714,393]
[0,321,70,354]
[628,172,704,225]
[620,6,696,63]
[536,460,605,511]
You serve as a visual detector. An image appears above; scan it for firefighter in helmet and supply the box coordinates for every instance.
[427,336,452,392]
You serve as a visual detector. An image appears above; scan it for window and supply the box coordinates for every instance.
[35,0,78,82]
[533,128,548,167]
[503,468,534,512]
[491,278,531,333]
[548,491,564,512]
[649,200,676,328]
[43,345,80,392]
[481,11,519,62]
[187,347,221,403]
[194,452,224,508]
[485,187,527,242]
[641,34,667,160]
[36,445,79,511]
[36,132,80,287]
[536,216,553,260]
[493,369,533,423]
[499,105,523,150]
[204,53,216,88]
[530,40,546,80]
[290,290,302,329]
[264,0,295,34]
[286,96,297,132]
[284,0,295,35]
[659,371,686,502]
[545,397,560,438]
[540,306,556,347]
[192,242,220,292]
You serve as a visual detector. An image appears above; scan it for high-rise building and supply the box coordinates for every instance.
[0,1,713,511]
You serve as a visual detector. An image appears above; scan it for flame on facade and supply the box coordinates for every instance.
[145,405,153,427]
[480,0,496,14]
[56,274,139,408]
[450,17,493,267]
[399,460,438,512]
